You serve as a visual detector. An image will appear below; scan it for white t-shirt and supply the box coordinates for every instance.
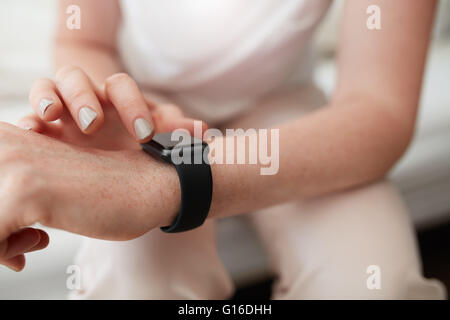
[118,0,330,122]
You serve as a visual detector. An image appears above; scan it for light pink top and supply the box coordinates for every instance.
[118,0,330,122]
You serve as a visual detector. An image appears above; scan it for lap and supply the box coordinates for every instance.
[249,180,446,299]
[69,220,233,299]
[71,84,445,299]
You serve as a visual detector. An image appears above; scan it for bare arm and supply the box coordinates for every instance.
[54,0,122,84]
[19,1,437,231]
[206,0,437,221]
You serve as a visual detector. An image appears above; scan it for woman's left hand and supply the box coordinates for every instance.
[0,121,179,270]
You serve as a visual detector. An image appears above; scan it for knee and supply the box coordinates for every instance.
[274,266,446,300]
[378,272,446,300]
[68,228,235,299]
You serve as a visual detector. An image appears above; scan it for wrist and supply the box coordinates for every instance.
[141,133,214,232]
[206,136,239,219]
[206,135,266,220]
[129,150,181,229]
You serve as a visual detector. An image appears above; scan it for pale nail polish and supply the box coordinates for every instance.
[39,98,54,115]
[78,107,98,131]
[134,118,153,140]
[18,124,33,130]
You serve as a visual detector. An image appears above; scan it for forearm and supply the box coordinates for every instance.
[54,41,121,86]
[208,98,413,219]
[53,41,174,105]
[53,0,122,85]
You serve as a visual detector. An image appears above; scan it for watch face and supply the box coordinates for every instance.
[152,132,203,150]
[142,132,205,163]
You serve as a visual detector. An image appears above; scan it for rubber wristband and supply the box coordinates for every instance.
[160,158,213,233]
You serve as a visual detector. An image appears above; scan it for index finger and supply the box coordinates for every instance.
[105,73,155,142]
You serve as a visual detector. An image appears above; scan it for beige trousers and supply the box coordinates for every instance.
[70,84,446,299]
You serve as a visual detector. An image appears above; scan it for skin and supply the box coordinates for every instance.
[0,0,436,271]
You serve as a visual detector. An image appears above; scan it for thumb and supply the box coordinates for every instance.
[17,114,63,138]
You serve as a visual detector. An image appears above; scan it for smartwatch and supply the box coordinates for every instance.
[141,132,212,233]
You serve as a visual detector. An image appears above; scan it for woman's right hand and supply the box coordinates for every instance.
[19,66,206,150]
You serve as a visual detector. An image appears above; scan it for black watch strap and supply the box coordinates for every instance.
[160,159,212,233]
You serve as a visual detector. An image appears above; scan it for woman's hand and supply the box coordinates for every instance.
[4,66,205,272]
[0,122,180,270]
[19,66,206,150]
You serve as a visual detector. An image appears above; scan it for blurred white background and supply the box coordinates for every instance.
[0,0,449,299]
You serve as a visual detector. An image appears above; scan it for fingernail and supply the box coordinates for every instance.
[8,265,21,272]
[134,118,153,140]
[78,107,98,131]
[39,98,54,115]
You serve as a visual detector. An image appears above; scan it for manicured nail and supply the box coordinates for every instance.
[78,107,98,131]
[18,123,33,130]
[134,118,153,140]
[39,98,54,115]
